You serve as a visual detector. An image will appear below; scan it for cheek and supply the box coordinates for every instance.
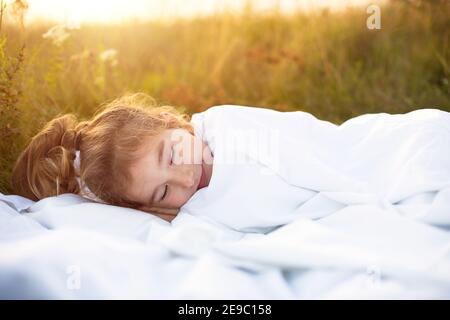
[170,189,194,208]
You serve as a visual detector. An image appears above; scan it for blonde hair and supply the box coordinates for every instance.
[11,92,194,208]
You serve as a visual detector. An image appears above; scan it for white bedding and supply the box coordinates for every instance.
[1,106,450,299]
[183,105,450,231]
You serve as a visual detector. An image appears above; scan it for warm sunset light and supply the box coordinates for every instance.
[1,0,449,301]
[19,0,382,24]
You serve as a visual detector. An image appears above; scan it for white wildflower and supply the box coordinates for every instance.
[42,24,70,46]
[99,49,118,67]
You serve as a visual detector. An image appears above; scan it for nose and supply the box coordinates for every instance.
[169,165,196,188]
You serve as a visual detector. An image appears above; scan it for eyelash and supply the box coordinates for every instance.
[161,184,168,201]
[160,148,174,201]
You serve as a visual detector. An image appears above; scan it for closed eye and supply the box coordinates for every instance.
[159,146,173,202]
[160,184,168,201]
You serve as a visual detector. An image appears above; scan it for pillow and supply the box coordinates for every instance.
[0,193,35,213]
[0,199,46,242]
[23,193,170,242]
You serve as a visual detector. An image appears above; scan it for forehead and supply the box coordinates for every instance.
[133,127,186,160]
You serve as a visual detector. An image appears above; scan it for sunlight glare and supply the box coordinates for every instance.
[23,0,385,25]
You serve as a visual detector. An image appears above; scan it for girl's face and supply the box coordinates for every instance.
[127,128,213,221]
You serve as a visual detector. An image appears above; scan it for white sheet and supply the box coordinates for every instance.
[1,106,450,299]
[181,105,450,231]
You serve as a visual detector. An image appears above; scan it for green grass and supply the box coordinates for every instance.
[0,1,449,194]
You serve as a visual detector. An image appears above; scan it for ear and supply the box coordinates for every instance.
[138,205,180,222]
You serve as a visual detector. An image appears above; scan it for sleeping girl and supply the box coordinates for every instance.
[10,92,450,232]
[11,93,215,223]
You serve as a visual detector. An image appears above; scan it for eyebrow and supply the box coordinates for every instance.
[148,139,165,205]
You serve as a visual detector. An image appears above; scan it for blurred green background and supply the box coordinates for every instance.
[1,0,449,194]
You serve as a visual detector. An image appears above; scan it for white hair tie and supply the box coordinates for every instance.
[73,150,105,203]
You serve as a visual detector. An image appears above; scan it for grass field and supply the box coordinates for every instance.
[0,0,449,194]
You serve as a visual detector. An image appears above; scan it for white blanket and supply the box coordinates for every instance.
[1,106,450,299]
[182,105,450,231]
